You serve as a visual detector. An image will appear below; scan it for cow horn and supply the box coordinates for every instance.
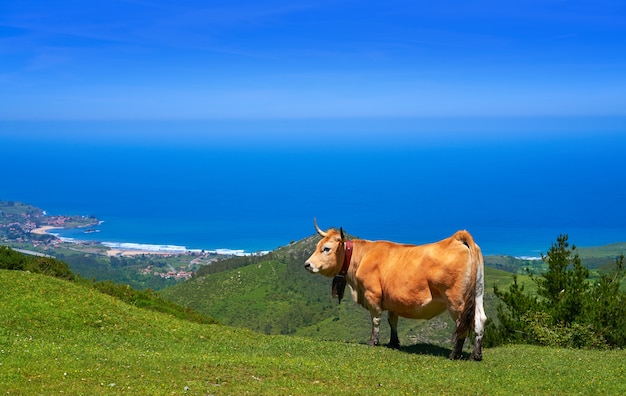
[314,218,328,237]
[340,227,346,241]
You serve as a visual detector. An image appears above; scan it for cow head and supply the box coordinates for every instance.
[304,219,346,277]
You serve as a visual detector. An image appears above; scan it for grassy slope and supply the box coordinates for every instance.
[2,270,625,395]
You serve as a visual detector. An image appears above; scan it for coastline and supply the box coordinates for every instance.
[102,242,194,257]
[104,248,182,257]
[31,225,189,257]
[21,223,626,261]
[31,225,257,257]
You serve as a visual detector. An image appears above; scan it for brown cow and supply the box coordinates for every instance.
[304,220,487,360]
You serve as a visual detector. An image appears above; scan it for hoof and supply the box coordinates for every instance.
[386,342,400,350]
[470,352,483,361]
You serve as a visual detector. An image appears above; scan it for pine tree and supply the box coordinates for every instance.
[489,235,626,348]
[534,234,589,326]
[582,254,626,346]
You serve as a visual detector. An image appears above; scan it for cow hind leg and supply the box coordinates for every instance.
[387,312,400,349]
[470,294,487,361]
[450,337,466,360]
[448,308,468,360]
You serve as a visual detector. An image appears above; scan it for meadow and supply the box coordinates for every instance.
[2,269,625,395]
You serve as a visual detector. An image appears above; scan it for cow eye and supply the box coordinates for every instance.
[322,246,331,253]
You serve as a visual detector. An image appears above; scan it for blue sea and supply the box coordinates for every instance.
[2,118,626,258]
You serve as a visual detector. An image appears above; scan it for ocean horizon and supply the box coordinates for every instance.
[3,118,626,259]
[48,220,626,259]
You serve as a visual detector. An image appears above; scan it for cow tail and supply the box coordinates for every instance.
[454,233,482,342]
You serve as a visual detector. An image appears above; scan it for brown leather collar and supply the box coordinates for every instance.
[340,240,353,276]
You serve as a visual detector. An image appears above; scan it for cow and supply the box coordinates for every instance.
[304,220,487,360]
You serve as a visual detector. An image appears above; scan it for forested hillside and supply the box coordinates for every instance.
[161,235,336,335]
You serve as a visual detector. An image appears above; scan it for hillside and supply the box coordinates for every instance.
[161,235,535,348]
[161,235,337,336]
[2,269,625,395]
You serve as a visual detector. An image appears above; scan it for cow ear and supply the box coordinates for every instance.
[340,227,346,241]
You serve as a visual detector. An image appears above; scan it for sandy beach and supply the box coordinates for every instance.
[30,225,60,235]
[30,225,182,257]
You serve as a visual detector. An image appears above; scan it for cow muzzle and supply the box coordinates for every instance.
[304,262,319,273]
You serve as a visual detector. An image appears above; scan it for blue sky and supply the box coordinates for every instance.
[2,1,626,252]
[1,0,625,121]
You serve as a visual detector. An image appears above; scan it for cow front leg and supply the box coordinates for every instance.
[368,315,381,346]
[364,289,383,346]
[388,312,400,349]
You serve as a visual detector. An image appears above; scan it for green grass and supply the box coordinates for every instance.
[2,270,625,395]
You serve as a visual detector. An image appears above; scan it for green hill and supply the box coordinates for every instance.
[161,236,337,336]
[161,235,535,348]
[2,269,626,395]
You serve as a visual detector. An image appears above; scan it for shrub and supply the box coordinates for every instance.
[0,246,74,280]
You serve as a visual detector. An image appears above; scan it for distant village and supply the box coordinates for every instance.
[0,200,233,282]
[139,265,194,280]
[0,200,98,244]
